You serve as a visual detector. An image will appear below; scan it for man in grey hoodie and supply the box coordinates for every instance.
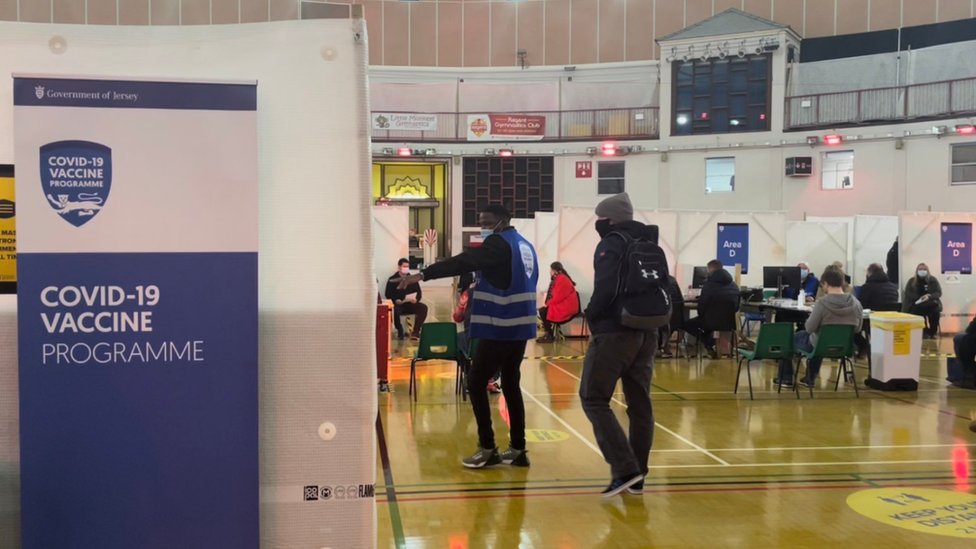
[776,268,863,388]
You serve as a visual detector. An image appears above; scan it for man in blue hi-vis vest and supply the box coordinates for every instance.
[399,204,539,469]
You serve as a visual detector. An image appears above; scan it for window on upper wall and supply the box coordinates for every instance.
[673,55,770,136]
[951,143,976,185]
[822,151,854,190]
[598,161,625,195]
[705,157,735,193]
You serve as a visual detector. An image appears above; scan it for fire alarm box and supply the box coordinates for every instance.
[786,156,813,177]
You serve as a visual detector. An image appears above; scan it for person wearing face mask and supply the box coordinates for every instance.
[537,262,581,343]
[385,258,428,341]
[581,192,669,497]
[399,204,538,469]
[903,262,943,339]
[784,262,818,303]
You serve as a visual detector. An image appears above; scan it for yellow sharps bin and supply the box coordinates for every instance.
[866,312,926,391]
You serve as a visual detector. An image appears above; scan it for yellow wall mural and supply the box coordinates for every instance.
[372,162,448,258]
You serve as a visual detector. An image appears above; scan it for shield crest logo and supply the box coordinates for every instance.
[40,141,112,227]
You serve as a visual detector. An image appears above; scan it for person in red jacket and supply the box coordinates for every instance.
[537,262,581,343]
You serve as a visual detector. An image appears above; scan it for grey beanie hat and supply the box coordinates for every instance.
[595,192,634,223]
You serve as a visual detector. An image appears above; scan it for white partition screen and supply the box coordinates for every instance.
[786,221,851,278]
[558,206,601,308]
[0,20,376,549]
[373,205,409,284]
[852,215,899,284]
[534,212,560,295]
[676,211,787,287]
[899,212,976,333]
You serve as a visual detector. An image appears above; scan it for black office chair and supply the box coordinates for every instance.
[699,300,739,365]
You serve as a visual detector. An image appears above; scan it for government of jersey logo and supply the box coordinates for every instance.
[40,141,112,227]
[35,86,45,99]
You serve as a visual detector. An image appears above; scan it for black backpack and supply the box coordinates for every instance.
[610,231,672,330]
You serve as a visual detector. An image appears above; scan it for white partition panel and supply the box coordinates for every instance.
[676,211,787,287]
[852,215,899,283]
[373,206,409,283]
[558,206,601,308]
[534,212,560,295]
[511,218,536,244]
[786,221,851,277]
[899,212,976,333]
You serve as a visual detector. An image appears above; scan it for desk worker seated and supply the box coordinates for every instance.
[784,262,818,303]
[950,314,976,389]
[684,259,739,358]
[386,257,428,341]
[855,262,900,356]
[775,268,863,389]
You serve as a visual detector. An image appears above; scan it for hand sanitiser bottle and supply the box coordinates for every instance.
[798,288,805,307]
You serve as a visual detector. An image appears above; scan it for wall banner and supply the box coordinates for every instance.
[717,222,750,274]
[941,222,972,274]
[0,165,13,293]
[372,112,438,131]
[466,113,547,141]
[14,76,259,548]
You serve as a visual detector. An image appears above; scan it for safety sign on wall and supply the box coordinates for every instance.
[717,222,749,274]
[14,76,259,548]
[0,164,13,292]
[941,222,972,274]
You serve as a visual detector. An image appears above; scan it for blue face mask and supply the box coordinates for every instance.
[918,270,928,278]
[481,220,501,240]
[800,269,809,278]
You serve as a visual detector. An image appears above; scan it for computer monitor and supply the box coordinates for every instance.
[763,266,802,298]
[691,266,709,289]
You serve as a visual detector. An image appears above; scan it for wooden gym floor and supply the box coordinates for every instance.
[378,307,976,547]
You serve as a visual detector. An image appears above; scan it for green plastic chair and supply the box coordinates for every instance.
[410,322,462,402]
[735,323,794,400]
[795,324,858,399]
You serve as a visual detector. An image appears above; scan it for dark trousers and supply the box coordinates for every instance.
[683,316,714,347]
[393,301,428,337]
[580,331,657,479]
[469,339,528,450]
[908,301,941,335]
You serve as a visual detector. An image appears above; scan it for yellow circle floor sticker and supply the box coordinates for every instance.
[526,429,570,443]
[847,488,976,539]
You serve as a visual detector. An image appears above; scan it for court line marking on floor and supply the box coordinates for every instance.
[519,387,604,458]
[543,360,731,466]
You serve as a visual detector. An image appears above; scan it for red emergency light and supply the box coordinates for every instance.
[824,135,843,146]
[956,124,976,135]
[602,142,617,156]
[397,148,412,157]
[499,149,514,157]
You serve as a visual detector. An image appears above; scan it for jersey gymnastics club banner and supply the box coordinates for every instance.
[14,76,259,549]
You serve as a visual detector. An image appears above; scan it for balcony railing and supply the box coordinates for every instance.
[786,76,976,129]
[371,107,660,142]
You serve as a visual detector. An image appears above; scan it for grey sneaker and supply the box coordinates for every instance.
[462,447,501,469]
[500,446,530,467]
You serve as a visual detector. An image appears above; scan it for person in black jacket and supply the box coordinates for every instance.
[385,258,428,340]
[886,238,899,285]
[684,260,739,356]
[658,274,684,358]
[858,263,899,311]
[580,192,661,497]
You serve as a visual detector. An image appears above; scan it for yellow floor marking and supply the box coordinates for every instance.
[848,487,976,539]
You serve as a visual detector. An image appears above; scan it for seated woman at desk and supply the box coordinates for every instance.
[903,262,943,340]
